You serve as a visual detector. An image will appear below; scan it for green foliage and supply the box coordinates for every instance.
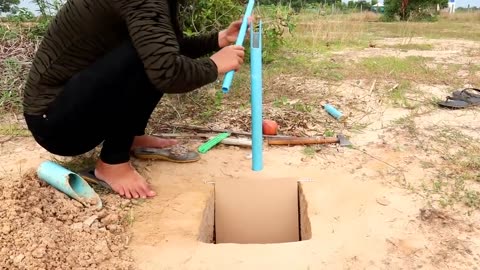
[33,0,65,17]
[0,0,19,13]
[179,0,243,35]
[254,4,296,63]
[5,8,35,22]
[180,0,296,64]
[383,0,448,21]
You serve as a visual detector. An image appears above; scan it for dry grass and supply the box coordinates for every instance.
[439,10,480,22]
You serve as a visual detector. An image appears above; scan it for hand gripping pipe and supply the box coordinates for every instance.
[221,0,255,94]
[250,21,263,171]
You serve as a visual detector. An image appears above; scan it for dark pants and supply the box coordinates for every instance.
[24,40,163,164]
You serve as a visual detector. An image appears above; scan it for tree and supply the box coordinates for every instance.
[0,0,20,13]
[384,0,448,21]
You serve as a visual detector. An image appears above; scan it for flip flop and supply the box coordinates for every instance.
[438,98,471,109]
[78,170,113,191]
[451,88,480,103]
[438,88,480,109]
[131,145,201,163]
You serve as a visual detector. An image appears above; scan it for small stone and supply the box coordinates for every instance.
[94,240,108,252]
[13,254,25,264]
[72,200,84,208]
[120,200,132,208]
[106,224,118,232]
[32,247,46,258]
[0,247,9,255]
[376,197,391,206]
[97,210,108,219]
[101,214,119,226]
[1,225,12,234]
[31,207,43,215]
[83,215,98,228]
[70,222,83,230]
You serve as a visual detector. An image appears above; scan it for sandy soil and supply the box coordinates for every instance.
[0,139,136,269]
[1,37,480,269]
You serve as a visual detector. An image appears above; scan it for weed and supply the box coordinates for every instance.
[273,96,289,107]
[0,25,19,39]
[293,102,313,113]
[420,127,480,210]
[393,114,417,135]
[324,129,335,137]
[0,123,29,136]
[464,190,480,208]
[302,146,316,157]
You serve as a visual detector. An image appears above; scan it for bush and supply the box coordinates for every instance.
[383,0,448,21]
[179,0,243,35]
[180,0,296,64]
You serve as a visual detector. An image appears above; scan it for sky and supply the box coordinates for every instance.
[16,0,480,13]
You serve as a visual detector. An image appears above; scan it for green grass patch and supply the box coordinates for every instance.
[267,54,345,81]
[302,146,316,157]
[348,56,461,85]
[0,123,29,136]
[359,56,429,76]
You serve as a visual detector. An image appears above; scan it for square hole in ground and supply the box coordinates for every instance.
[198,178,312,244]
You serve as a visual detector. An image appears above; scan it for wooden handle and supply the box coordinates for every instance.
[267,136,338,145]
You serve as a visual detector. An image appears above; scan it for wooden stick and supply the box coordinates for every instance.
[267,136,338,145]
[154,133,214,139]
[164,124,289,138]
[369,79,377,95]
[153,133,252,147]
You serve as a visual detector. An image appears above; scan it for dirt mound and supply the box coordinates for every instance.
[0,171,134,270]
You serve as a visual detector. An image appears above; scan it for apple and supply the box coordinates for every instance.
[262,119,279,135]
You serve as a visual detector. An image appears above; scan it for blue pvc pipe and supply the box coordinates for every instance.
[250,21,263,171]
[37,161,102,209]
[324,103,343,120]
[221,0,255,94]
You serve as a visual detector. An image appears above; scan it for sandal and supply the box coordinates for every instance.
[451,88,480,101]
[78,170,113,191]
[438,88,480,109]
[131,145,201,163]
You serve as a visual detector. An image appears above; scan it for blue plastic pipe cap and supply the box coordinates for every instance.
[37,160,102,209]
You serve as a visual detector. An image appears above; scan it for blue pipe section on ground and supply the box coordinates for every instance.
[221,0,255,94]
[250,21,263,171]
[37,160,102,209]
[324,103,343,120]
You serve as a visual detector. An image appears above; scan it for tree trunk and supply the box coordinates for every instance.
[400,0,409,20]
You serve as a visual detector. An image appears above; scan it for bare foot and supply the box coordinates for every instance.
[94,160,156,199]
[132,135,178,149]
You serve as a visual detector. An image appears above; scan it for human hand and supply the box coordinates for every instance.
[210,45,245,74]
[218,16,254,48]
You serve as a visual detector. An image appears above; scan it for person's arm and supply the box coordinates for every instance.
[111,0,218,94]
[178,31,221,59]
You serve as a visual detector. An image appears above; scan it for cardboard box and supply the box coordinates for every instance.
[214,178,300,244]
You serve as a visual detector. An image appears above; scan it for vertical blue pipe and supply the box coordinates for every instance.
[251,21,263,171]
[221,0,255,94]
